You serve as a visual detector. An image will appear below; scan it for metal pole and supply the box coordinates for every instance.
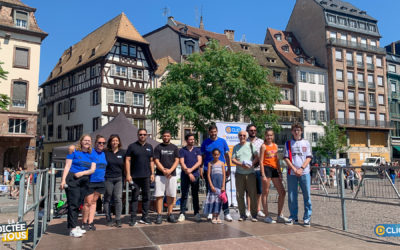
[16,171,26,250]
[125,181,129,215]
[339,167,347,231]
[43,170,49,233]
[33,172,40,249]
[49,164,55,220]
[384,170,400,200]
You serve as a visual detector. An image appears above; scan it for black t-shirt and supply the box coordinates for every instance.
[126,141,153,178]
[154,143,179,176]
[105,149,126,178]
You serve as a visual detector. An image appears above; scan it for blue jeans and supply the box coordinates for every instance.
[390,174,396,184]
[287,173,312,221]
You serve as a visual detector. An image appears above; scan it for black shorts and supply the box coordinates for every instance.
[86,182,105,196]
[264,166,279,178]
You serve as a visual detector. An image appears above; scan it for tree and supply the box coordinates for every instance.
[148,40,282,136]
[315,120,349,159]
[0,61,10,110]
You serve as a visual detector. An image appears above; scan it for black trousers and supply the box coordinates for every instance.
[66,172,89,228]
[131,177,150,219]
[180,173,200,215]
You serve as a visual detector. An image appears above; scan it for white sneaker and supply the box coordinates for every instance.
[264,216,276,224]
[277,215,290,224]
[69,228,83,238]
[194,213,201,222]
[245,210,251,218]
[224,214,233,222]
[76,226,86,234]
[207,214,213,220]
[178,213,185,222]
[257,211,266,217]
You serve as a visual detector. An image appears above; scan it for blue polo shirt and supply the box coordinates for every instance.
[90,150,107,182]
[201,137,229,171]
[67,150,94,174]
[179,146,201,177]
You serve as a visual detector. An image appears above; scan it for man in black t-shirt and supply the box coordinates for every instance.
[125,129,154,226]
[153,130,179,224]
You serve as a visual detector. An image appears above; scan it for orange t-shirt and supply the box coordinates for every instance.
[262,143,279,169]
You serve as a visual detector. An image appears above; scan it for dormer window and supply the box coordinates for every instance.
[340,6,348,10]
[91,48,96,57]
[58,58,62,65]
[14,10,28,29]
[330,4,338,8]
[266,57,276,63]
[275,34,282,41]
[320,1,327,5]
[350,9,357,12]
[295,48,300,55]
[59,67,62,73]
[260,47,269,52]
[241,44,249,50]
[360,11,366,15]
[282,45,289,52]
[287,36,292,43]
[78,55,82,64]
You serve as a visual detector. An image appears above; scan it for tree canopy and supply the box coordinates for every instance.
[147,40,282,136]
[0,61,10,110]
[315,120,349,159]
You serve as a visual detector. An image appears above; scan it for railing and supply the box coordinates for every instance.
[392,92,400,99]
[327,38,386,53]
[336,118,391,128]
[348,99,356,106]
[348,80,355,87]
[369,102,376,108]
[357,62,364,69]
[358,81,365,88]
[359,100,366,107]
[277,116,303,123]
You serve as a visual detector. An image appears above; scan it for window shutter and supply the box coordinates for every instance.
[63,100,69,114]
[144,70,149,81]
[126,91,133,106]
[110,64,116,76]
[107,89,114,104]
[90,91,94,106]
[128,67,133,79]
[15,48,28,67]
[12,82,27,105]
[86,67,90,80]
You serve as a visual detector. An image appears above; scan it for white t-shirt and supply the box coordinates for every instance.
[284,139,312,176]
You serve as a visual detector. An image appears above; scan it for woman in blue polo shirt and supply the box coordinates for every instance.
[82,135,107,231]
[60,134,96,238]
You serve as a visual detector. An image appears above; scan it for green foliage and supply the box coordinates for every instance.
[148,40,282,136]
[315,120,349,159]
[0,61,10,110]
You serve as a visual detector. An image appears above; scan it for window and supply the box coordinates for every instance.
[12,81,27,108]
[376,58,382,67]
[300,71,307,82]
[74,125,83,141]
[346,52,353,62]
[275,34,282,41]
[14,47,29,68]
[347,72,354,81]
[48,125,53,138]
[70,99,76,112]
[280,89,291,101]
[358,73,364,83]
[114,90,125,104]
[392,81,396,92]
[327,14,336,23]
[319,92,325,103]
[351,36,357,44]
[359,92,365,105]
[368,74,374,84]
[57,125,62,139]
[129,69,143,80]
[185,42,194,55]
[335,50,342,60]
[91,90,100,105]
[378,95,384,105]
[359,22,366,30]
[310,91,316,102]
[338,17,347,25]
[370,40,377,47]
[78,72,85,83]
[356,54,363,63]
[57,102,63,115]
[121,44,128,55]
[319,111,326,121]
[348,91,355,105]
[368,24,376,32]
[337,90,344,100]
[311,110,317,121]
[133,119,145,129]
[360,112,366,121]
[133,93,144,106]
[389,64,396,73]
[129,45,137,57]
[370,113,376,122]
[369,93,375,104]
[67,127,73,141]
[90,66,97,78]
[266,57,276,63]
[303,109,309,121]
[309,73,316,84]
[379,113,385,122]
[318,74,324,84]
[93,117,100,132]
[299,58,304,64]
[301,91,307,101]
[273,71,281,81]
[8,119,27,134]
[349,19,357,28]
[340,33,347,41]
[115,65,127,77]
[366,56,373,65]
[15,11,28,28]
[349,111,355,123]
[336,70,343,81]
[329,31,336,39]
[377,76,383,86]
[282,45,289,52]
[338,110,345,120]
[312,133,318,143]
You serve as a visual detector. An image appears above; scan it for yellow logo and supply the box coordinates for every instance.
[375,225,385,236]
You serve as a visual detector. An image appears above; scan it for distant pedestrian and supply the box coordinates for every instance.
[3,168,9,185]
[348,168,355,192]
[388,164,396,184]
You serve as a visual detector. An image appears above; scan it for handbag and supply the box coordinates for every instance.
[219,190,228,203]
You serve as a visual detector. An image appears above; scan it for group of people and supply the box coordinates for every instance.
[61,122,313,238]
[3,167,24,199]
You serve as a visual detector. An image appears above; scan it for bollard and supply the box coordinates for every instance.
[339,167,347,231]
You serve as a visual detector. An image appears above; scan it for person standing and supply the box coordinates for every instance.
[246,124,265,218]
[260,129,289,224]
[3,168,9,185]
[231,130,258,222]
[178,133,202,222]
[154,130,179,224]
[201,124,233,222]
[125,129,155,226]
[60,134,96,237]
[284,123,313,227]
[82,135,107,231]
[104,134,125,227]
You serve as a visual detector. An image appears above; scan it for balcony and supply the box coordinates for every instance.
[348,80,355,87]
[327,38,386,54]
[357,62,364,69]
[392,92,400,100]
[347,60,354,67]
[278,116,303,124]
[368,83,375,89]
[336,118,391,128]
[358,81,366,88]
[369,102,377,108]
[367,63,374,70]
[348,99,356,106]
[359,100,366,107]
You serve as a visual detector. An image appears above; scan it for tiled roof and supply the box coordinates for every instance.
[0,0,46,36]
[43,13,150,84]
[315,0,376,21]
[265,28,317,68]
[155,56,176,76]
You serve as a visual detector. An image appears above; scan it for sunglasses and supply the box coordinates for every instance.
[97,142,106,145]
[139,134,147,136]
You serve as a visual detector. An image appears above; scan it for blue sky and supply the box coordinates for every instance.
[23,0,400,84]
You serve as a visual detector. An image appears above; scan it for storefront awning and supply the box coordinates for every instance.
[273,104,301,112]
[393,146,400,152]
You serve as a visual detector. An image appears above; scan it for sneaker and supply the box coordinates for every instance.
[245,210,251,218]
[238,216,246,222]
[251,217,258,222]
[106,218,114,227]
[81,223,90,231]
[285,218,298,225]
[88,223,96,231]
[129,218,137,227]
[257,211,266,217]
[207,214,213,220]
[178,213,185,222]
[139,217,152,225]
[155,214,163,224]
[194,213,202,222]
[303,219,311,227]
[277,215,290,224]
[69,228,82,238]
[264,216,276,224]
[115,220,122,228]
[76,226,86,234]
[167,214,177,223]
[224,214,233,222]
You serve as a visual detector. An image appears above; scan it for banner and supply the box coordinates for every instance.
[216,122,248,207]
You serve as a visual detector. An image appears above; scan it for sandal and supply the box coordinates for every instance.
[211,219,218,224]
[216,219,223,224]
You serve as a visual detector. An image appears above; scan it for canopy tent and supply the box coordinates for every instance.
[52,112,159,162]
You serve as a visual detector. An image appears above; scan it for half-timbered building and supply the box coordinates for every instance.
[38,13,157,167]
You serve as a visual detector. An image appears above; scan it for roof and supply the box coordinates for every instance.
[52,112,160,161]
[314,0,376,21]
[265,28,318,68]
[0,0,47,37]
[155,56,176,76]
[43,13,150,85]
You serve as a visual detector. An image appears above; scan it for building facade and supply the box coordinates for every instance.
[0,0,47,171]
[287,0,390,165]
[38,13,156,167]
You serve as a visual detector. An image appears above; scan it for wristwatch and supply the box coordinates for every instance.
[301,166,305,170]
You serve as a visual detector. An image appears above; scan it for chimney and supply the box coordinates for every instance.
[199,16,204,30]
[224,30,235,41]
[392,42,396,54]
[167,16,177,26]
